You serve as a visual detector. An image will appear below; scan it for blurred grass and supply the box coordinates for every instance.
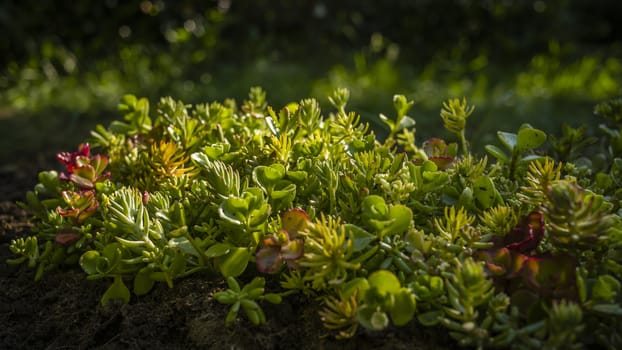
[1,26,621,167]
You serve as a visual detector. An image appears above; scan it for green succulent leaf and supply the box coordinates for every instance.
[101,276,131,305]
[341,277,370,299]
[134,266,156,296]
[388,289,416,326]
[473,176,497,209]
[216,247,251,277]
[417,310,443,326]
[484,144,510,163]
[385,204,413,235]
[393,94,414,119]
[344,224,376,252]
[362,195,389,220]
[205,243,233,258]
[368,270,401,296]
[79,250,100,275]
[516,125,547,151]
[253,164,286,189]
[592,275,621,303]
[591,304,622,316]
[358,305,389,331]
[497,131,517,151]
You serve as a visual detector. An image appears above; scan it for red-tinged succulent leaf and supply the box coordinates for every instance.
[481,248,512,276]
[509,252,529,277]
[57,143,91,168]
[70,174,94,189]
[62,190,96,209]
[78,143,91,156]
[55,228,81,246]
[421,138,455,170]
[495,211,544,253]
[77,201,99,222]
[484,260,507,276]
[522,254,576,298]
[255,246,282,274]
[477,247,529,278]
[58,190,98,223]
[57,206,79,217]
[142,191,150,204]
[75,156,91,168]
[281,239,304,261]
[282,208,309,238]
[428,156,454,170]
[91,155,110,177]
[262,234,281,248]
[422,138,447,157]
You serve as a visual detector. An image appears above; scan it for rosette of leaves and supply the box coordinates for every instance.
[360,195,412,240]
[298,215,361,289]
[252,163,297,212]
[255,209,308,274]
[439,258,496,348]
[477,212,577,299]
[57,143,111,190]
[439,98,475,156]
[356,270,417,331]
[420,138,457,170]
[214,276,282,326]
[319,289,360,339]
[543,180,614,250]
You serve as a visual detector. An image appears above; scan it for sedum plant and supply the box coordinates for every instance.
[8,88,622,349]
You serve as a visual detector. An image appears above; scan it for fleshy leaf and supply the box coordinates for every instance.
[341,277,370,299]
[134,266,156,296]
[592,275,621,303]
[516,126,546,152]
[255,246,282,274]
[280,239,304,260]
[497,131,517,151]
[484,145,510,163]
[473,176,497,209]
[428,156,454,170]
[55,231,81,246]
[80,250,100,275]
[101,276,130,305]
[253,164,286,189]
[417,310,443,326]
[368,270,401,296]
[216,247,251,277]
[205,243,233,258]
[281,208,310,237]
[389,289,416,326]
[370,310,390,330]
[358,305,388,331]
[362,195,389,220]
[345,224,376,252]
[591,304,622,316]
[522,254,576,297]
[384,204,413,236]
[496,211,544,253]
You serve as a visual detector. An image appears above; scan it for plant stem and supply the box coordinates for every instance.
[459,130,469,156]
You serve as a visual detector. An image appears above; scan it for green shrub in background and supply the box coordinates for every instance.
[9,88,622,349]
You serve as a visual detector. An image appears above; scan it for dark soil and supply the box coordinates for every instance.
[0,155,455,349]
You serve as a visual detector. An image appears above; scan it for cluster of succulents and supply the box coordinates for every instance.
[9,89,622,349]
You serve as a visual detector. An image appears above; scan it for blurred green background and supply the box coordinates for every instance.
[1,0,621,167]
